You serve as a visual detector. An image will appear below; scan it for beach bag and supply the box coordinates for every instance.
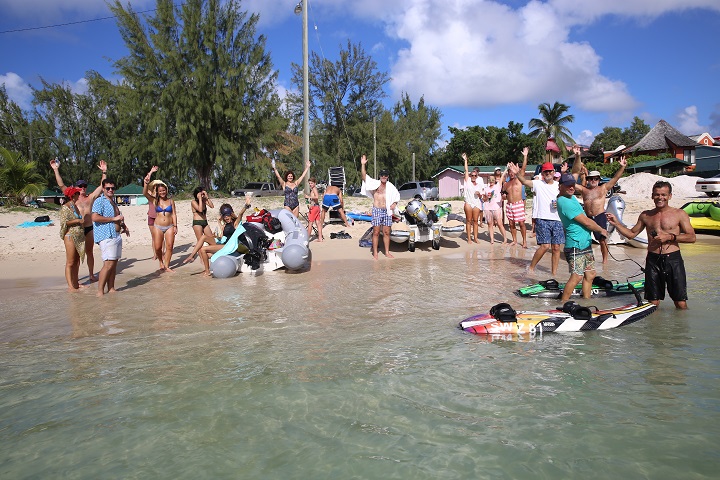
[246,209,269,223]
[490,302,517,322]
[34,215,50,223]
[263,215,282,234]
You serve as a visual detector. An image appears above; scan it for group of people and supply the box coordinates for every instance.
[54,159,355,285]
[53,150,697,308]
[506,145,696,308]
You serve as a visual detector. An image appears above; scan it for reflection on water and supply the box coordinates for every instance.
[1,242,719,478]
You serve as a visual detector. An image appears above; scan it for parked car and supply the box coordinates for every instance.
[695,175,720,197]
[398,181,439,201]
[231,182,280,197]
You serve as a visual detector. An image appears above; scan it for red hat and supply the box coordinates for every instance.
[63,186,82,198]
[541,162,555,172]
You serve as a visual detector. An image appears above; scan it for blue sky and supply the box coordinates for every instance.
[2,0,719,149]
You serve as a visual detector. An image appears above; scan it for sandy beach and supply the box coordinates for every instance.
[0,173,710,283]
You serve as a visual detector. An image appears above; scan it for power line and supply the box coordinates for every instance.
[0,4,183,35]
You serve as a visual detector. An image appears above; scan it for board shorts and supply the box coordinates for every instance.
[99,236,122,261]
[506,200,526,223]
[644,250,687,302]
[535,219,565,245]
[322,194,341,210]
[564,246,595,276]
[308,205,321,222]
[371,206,393,227]
[591,212,608,241]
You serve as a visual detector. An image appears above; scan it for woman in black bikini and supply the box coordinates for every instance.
[191,186,214,242]
[143,166,177,272]
[273,159,311,217]
[183,198,251,265]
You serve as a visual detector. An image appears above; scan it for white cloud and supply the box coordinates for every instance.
[676,105,708,135]
[385,0,638,113]
[0,72,33,110]
[576,129,595,146]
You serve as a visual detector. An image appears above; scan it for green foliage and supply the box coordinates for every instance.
[0,147,46,205]
[528,101,575,154]
[109,0,284,191]
[439,122,543,168]
[288,40,391,183]
[589,116,651,156]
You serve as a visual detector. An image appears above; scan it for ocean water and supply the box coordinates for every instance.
[1,239,719,479]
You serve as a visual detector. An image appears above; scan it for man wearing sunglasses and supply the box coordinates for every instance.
[568,145,627,264]
[508,156,565,275]
[50,158,107,282]
[91,179,129,296]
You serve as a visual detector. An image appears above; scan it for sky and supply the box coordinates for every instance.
[2,0,720,149]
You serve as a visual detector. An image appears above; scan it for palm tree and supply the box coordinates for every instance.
[0,147,46,205]
[529,102,576,159]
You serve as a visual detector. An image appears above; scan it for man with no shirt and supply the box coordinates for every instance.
[360,155,400,260]
[570,145,626,263]
[504,147,529,248]
[606,181,695,309]
[321,184,351,228]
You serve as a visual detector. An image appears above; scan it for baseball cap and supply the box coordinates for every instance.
[553,171,561,179]
[379,169,389,177]
[541,162,555,172]
[559,173,576,186]
[220,206,234,216]
[587,170,602,178]
[75,179,88,187]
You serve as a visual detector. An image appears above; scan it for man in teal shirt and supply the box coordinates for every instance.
[556,174,608,301]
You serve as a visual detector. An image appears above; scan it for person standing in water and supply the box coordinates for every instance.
[92,178,129,296]
[606,181,696,309]
[569,144,627,264]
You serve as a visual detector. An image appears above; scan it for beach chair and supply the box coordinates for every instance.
[328,166,346,192]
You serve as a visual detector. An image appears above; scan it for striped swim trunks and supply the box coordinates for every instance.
[506,200,526,222]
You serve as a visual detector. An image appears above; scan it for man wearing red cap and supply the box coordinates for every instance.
[508,155,565,275]
[50,158,107,282]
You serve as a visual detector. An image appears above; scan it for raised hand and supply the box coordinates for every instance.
[521,147,529,157]
[50,158,60,170]
[360,155,367,165]
[150,165,159,174]
[98,159,107,173]
[619,156,627,167]
[461,152,468,162]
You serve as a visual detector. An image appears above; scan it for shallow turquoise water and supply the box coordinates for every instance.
[1,240,719,479]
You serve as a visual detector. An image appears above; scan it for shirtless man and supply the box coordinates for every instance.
[321,184,350,228]
[360,155,400,260]
[606,181,696,309]
[50,158,107,282]
[570,145,626,263]
[504,147,529,248]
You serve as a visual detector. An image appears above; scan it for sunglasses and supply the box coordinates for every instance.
[105,186,115,191]
[77,184,88,188]
[542,170,554,174]
[470,174,477,178]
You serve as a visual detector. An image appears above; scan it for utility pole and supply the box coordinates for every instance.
[295,1,310,193]
[412,153,416,181]
[373,117,377,178]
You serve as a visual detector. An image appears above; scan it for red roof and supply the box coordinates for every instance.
[545,138,560,153]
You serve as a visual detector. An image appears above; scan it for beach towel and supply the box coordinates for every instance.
[18,221,54,228]
[361,176,400,213]
[210,224,247,263]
